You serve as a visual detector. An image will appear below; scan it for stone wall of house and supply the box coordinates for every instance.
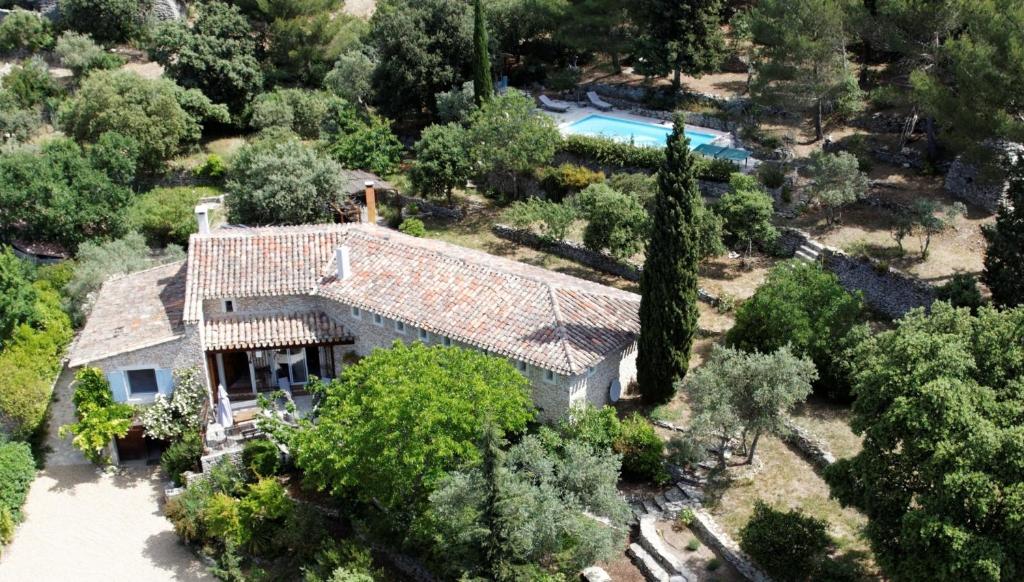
[944,141,1023,213]
[202,293,590,421]
[777,228,935,320]
[567,342,638,411]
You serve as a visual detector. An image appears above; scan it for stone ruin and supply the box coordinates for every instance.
[944,140,1023,213]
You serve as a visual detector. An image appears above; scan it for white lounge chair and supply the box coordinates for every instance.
[587,91,613,111]
[539,94,571,113]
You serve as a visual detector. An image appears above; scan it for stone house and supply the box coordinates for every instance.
[69,218,640,460]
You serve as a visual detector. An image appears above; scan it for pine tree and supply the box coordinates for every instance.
[472,0,494,105]
[637,117,700,404]
[982,158,1024,307]
[479,423,509,579]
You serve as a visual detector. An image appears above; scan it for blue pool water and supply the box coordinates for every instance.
[564,114,719,149]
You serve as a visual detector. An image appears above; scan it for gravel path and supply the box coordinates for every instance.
[0,367,212,581]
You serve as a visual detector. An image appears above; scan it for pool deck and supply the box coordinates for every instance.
[543,104,733,146]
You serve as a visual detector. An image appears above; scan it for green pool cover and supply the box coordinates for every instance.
[694,143,752,164]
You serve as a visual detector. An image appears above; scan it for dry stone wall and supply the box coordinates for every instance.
[777,228,935,320]
[944,141,1023,213]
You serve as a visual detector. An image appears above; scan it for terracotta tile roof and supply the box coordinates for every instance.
[204,312,353,351]
[69,261,187,367]
[185,224,640,375]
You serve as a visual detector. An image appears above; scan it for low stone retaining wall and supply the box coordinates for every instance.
[377,190,466,220]
[778,228,935,320]
[690,509,772,582]
[493,224,642,280]
[782,420,836,470]
[582,566,612,582]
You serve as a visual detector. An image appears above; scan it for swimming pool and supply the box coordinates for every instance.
[563,114,719,149]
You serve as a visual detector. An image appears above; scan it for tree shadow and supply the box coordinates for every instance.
[142,530,213,581]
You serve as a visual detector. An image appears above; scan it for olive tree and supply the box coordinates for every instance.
[806,151,869,224]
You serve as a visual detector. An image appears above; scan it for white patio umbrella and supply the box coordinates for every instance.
[216,384,234,429]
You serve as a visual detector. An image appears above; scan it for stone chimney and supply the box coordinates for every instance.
[335,245,352,280]
[194,206,210,235]
[364,180,377,224]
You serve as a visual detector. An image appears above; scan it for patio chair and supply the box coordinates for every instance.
[539,94,571,113]
[587,91,613,111]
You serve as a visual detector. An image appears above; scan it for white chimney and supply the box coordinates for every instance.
[336,245,352,280]
[195,206,210,235]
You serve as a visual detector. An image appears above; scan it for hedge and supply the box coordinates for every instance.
[0,440,36,522]
[0,282,73,439]
[559,134,738,183]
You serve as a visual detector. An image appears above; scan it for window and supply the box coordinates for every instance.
[418,329,429,341]
[442,336,452,347]
[126,369,159,395]
[516,360,528,372]
[351,306,361,319]
[373,313,384,326]
[223,299,235,313]
[395,321,406,334]
[544,369,556,383]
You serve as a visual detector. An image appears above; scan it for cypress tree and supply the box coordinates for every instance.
[472,0,494,105]
[982,158,1024,307]
[637,117,700,404]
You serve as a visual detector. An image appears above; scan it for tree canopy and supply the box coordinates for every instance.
[292,342,534,523]
[727,260,865,400]
[148,1,264,115]
[630,0,725,93]
[825,303,1024,581]
[58,70,229,170]
[637,118,701,404]
[225,137,344,226]
[983,158,1024,307]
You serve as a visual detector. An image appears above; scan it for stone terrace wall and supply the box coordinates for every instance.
[778,228,935,320]
[690,509,772,582]
[493,223,643,280]
[944,141,1023,213]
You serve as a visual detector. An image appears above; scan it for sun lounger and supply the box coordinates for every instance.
[539,94,571,113]
[587,91,613,111]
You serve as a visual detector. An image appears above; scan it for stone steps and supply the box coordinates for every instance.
[628,543,671,582]
[639,516,696,581]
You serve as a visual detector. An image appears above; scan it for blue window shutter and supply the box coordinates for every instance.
[156,369,174,397]
[106,371,128,403]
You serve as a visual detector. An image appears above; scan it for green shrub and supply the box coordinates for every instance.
[2,57,59,109]
[558,404,621,451]
[0,9,53,54]
[165,479,213,544]
[545,68,581,92]
[202,492,241,542]
[502,198,577,243]
[195,154,227,179]
[697,158,736,183]
[574,182,648,259]
[237,477,294,556]
[61,368,134,464]
[758,163,787,189]
[667,434,706,467]
[0,282,73,439]
[676,507,696,528]
[686,538,700,551]
[129,186,220,248]
[0,505,14,546]
[538,163,605,201]
[398,218,427,238]
[161,431,203,487]
[54,31,124,77]
[706,557,722,571]
[614,413,668,484]
[936,274,984,313]
[60,0,147,44]
[739,501,831,582]
[561,135,664,170]
[0,440,35,522]
[242,439,281,479]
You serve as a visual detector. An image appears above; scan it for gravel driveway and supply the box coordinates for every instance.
[0,368,212,581]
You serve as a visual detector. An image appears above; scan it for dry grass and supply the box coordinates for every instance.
[790,397,863,460]
[703,435,875,573]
